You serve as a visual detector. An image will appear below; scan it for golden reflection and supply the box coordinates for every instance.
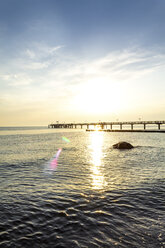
[90,131,106,190]
[94,125,101,131]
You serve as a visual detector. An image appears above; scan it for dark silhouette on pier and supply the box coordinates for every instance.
[48,121,165,132]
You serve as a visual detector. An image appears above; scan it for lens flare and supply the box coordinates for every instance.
[44,136,70,175]
[44,148,62,174]
[62,136,70,143]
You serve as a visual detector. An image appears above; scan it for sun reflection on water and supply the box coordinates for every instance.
[90,131,106,190]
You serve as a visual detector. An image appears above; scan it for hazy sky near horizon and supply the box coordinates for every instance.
[0,0,165,125]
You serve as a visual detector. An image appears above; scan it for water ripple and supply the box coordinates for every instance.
[1,131,165,247]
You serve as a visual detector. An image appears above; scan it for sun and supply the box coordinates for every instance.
[94,125,101,131]
[73,78,124,115]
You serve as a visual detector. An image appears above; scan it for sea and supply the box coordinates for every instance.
[0,126,165,248]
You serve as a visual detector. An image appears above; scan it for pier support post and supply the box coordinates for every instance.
[144,124,146,130]
[158,124,161,130]
[131,124,133,130]
[110,124,112,130]
[120,124,122,130]
[81,125,83,129]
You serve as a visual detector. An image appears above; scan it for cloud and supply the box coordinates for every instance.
[25,49,36,59]
[24,61,49,70]
[1,44,165,93]
[41,47,165,95]
[24,44,63,60]
[1,44,165,112]
[0,73,33,86]
[79,49,165,81]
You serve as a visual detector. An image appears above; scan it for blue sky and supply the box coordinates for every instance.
[0,0,165,125]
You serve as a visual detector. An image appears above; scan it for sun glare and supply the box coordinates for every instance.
[89,131,107,190]
[94,125,101,131]
[74,78,124,115]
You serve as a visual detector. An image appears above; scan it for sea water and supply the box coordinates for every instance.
[0,126,165,247]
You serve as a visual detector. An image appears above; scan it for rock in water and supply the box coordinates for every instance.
[113,142,134,149]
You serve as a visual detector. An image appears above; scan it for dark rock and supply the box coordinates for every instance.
[113,142,134,149]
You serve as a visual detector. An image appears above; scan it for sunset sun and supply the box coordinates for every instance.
[74,78,124,115]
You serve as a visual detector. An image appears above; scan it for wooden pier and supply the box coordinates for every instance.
[48,121,165,132]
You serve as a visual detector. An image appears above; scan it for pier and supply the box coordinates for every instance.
[48,121,165,132]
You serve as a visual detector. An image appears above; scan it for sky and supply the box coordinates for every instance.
[0,0,165,125]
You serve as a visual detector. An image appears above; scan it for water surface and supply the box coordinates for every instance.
[0,127,165,247]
